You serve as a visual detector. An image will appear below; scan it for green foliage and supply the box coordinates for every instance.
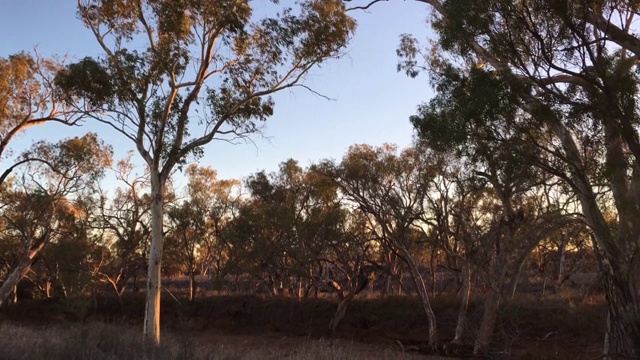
[55,0,356,173]
[54,57,115,107]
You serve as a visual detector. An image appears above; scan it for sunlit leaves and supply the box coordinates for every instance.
[0,53,38,123]
[0,52,66,140]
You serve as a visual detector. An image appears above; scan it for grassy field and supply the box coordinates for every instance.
[0,291,605,359]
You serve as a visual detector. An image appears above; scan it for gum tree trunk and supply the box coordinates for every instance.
[553,122,640,358]
[399,245,437,345]
[144,169,165,347]
[0,235,47,308]
[453,261,471,344]
[329,296,353,333]
[474,236,508,355]
[188,272,196,302]
[474,290,502,354]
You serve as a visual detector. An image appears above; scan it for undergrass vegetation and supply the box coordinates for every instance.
[0,291,604,359]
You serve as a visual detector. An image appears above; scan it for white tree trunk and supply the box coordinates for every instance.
[329,296,352,333]
[188,272,196,302]
[0,237,47,308]
[452,261,471,344]
[144,170,165,346]
[399,245,437,345]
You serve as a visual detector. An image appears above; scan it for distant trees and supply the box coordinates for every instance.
[0,133,112,307]
[318,144,439,344]
[96,154,152,303]
[0,136,600,352]
[3,0,628,356]
[164,165,239,302]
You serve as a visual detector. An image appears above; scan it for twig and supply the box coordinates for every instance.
[345,0,388,12]
[162,285,182,305]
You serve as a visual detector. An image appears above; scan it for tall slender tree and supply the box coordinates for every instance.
[55,0,355,345]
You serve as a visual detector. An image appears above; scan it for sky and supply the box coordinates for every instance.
[0,0,435,190]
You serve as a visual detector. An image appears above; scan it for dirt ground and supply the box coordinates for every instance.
[189,329,454,359]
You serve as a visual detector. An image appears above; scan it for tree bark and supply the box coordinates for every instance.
[400,246,437,345]
[474,289,502,355]
[452,261,471,345]
[188,272,196,302]
[602,269,640,359]
[0,235,47,308]
[556,240,566,288]
[329,296,352,333]
[144,170,164,347]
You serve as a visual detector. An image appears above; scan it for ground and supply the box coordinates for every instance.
[0,290,604,359]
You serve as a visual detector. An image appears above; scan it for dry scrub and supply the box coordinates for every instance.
[0,322,429,360]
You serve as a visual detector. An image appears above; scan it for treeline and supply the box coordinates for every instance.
[2,0,640,357]
[0,139,595,354]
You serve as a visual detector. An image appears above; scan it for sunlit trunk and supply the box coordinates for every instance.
[144,169,164,347]
[188,272,196,302]
[11,285,17,305]
[297,277,304,300]
[0,236,47,308]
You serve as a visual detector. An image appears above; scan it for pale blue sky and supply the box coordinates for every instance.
[0,0,433,188]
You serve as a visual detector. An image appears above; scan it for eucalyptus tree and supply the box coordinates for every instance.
[225,160,341,297]
[55,0,355,344]
[319,144,439,345]
[322,212,373,333]
[184,164,241,284]
[164,165,238,301]
[0,52,88,192]
[418,153,488,345]
[355,0,640,355]
[0,133,112,307]
[36,186,106,300]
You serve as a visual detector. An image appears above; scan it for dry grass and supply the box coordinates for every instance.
[0,290,606,359]
[0,322,432,360]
